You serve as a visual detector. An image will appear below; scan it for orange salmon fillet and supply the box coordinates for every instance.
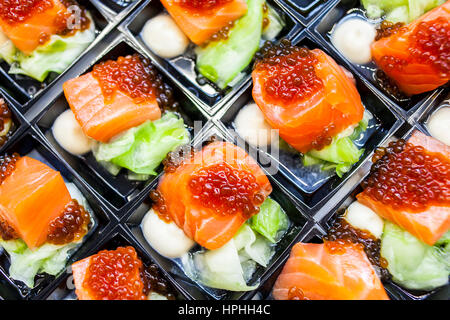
[156,141,272,250]
[161,0,248,45]
[357,130,450,246]
[0,0,68,55]
[63,72,161,143]
[252,48,365,154]
[0,156,72,249]
[371,2,450,95]
[272,242,389,300]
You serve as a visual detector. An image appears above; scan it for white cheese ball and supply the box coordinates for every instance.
[52,109,96,155]
[331,18,376,65]
[141,14,189,59]
[427,107,450,146]
[141,209,195,259]
[344,201,384,239]
[235,103,278,148]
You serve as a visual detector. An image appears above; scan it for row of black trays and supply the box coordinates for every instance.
[0,0,447,300]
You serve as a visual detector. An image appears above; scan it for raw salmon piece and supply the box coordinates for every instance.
[161,0,248,45]
[63,72,161,143]
[357,130,450,246]
[0,0,69,55]
[252,48,365,154]
[71,247,146,300]
[272,241,389,300]
[156,141,272,250]
[371,2,450,95]
[0,156,72,249]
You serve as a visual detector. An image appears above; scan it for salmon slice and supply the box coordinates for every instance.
[72,247,146,300]
[357,130,450,246]
[371,2,450,95]
[0,0,69,55]
[63,72,161,143]
[161,0,248,45]
[272,241,389,300]
[252,48,365,154]
[0,156,71,249]
[156,141,272,250]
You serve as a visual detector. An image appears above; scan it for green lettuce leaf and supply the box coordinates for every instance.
[181,239,259,291]
[302,117,368,177]
[234,224,274,267]
[249,198,289,243]
[381,222,449,291]
[0,239,78,288]
[94,112,190,177]
[195,0,265,88]
[1,16,95,82]
[361,0,445,23]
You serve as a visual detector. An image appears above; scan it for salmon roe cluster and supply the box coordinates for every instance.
[361,140,450,212]
[409,18,450,75]
[0,98,13,147]
[84,246,146,300]
[142,263,176,300]
[324,214,390,280]
[0,0,53,24]
[0,153,20,185]
[92,54,178,111]
[150,189,171,222]
[188,162,265,218]
[375,21,406,41]
[178,0,232,11]
[204,21,235,45]
[0,217,18,241]
[47,199,90,245]
[254,39,323,103]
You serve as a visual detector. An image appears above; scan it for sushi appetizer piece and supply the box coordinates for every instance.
[72,246,176,300]
[140,0,286,90]
[141,141,290,292]
[272,240,389,300]
[0,0,96,82]
[0,154,93,288]
[0,96,14,147]
[52,54,190,181]
[246,39,368,177]
[330,0,449,98]
[324,131,449,292]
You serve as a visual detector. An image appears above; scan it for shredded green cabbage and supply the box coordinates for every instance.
[381,222,449,291]
[94,112,190,179]
[0,16,95,82]
[361,0,445,23]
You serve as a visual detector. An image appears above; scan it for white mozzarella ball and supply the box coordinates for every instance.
[141,208,195,259]
[52,109,95,155]
[344,201,384,239]
[141,14,189,59]
[331,18,376,65]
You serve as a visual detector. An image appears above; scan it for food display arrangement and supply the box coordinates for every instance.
[0,0,448,301]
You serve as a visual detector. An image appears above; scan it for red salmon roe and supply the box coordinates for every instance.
[47,199,90,245]
[0,217,18,241]
[288,286,309,300]
[375,21,406,41]
[188,162,265,218]
[0,0,53,24]
[324,214,390,280]
[0,153,20,185]
[409,18,450,75]
[141,263,176,300]
[324,239,364,255]
[0,98,13,147]
[361,140,450,212]
[84,247,146,300]
[150,189,171,223]
[178,0,232,11]
[254,40,323,103]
